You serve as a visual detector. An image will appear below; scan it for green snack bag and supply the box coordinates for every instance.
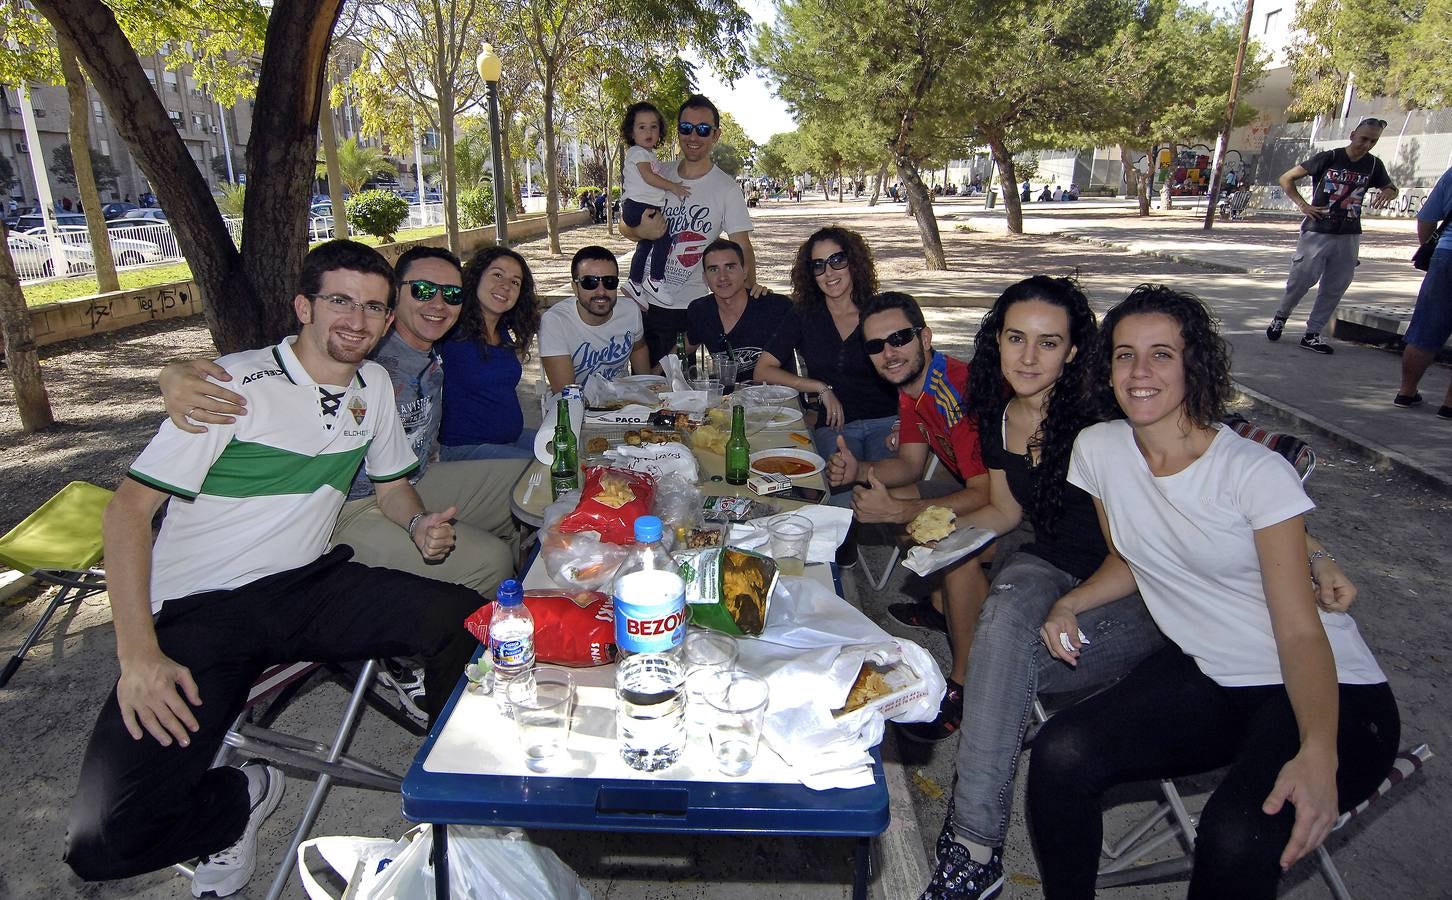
[674,546,779,636]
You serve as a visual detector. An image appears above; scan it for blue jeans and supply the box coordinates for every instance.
[438,428,537,461]
[950,551,1166,846]
[815,415,898,502]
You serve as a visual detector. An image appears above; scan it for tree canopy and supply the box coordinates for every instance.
[1286,0,1447,116]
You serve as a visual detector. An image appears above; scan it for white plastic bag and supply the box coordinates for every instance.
[302,824,593,900]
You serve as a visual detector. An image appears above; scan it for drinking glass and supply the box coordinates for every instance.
[683,630,739,739]
[507,667,575,772]
[768,514,813,577]
[702,670,770,776]
[712,353,740,393]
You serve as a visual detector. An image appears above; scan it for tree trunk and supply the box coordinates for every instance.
[1133,146,1151,216]
[987,136,1022,234]
[894,156,946,269]
[835,165,843,203]
[439,101,460,254]
[0,221,55,430]
[604,141,616,235]
[541,86,561,255]
[867,158,887,207]
[319,81,350,239]
[500,112,519,223]
[58,37,117,293]
[37,0,345,353]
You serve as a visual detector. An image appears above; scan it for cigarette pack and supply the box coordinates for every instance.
[747,472,793,496]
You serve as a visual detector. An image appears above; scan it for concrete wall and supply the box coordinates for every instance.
[27,209,592,347]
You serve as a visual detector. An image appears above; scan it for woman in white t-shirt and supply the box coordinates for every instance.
[1026,285,1399,899]
[619,101,689,307]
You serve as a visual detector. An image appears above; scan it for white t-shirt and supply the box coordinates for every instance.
[537,297,643,387]
[1068,421,1385,687]
[654,161,753,310]
[623,144,667,208]
[129,337,417,610]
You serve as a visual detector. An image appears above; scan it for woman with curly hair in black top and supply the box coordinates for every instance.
[754,226,899,470]
[437,246,542,460]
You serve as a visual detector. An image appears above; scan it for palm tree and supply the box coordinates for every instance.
[316,136,392,194]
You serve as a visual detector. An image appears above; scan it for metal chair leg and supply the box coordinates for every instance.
[262,659,381,900]
[1,584,78,688]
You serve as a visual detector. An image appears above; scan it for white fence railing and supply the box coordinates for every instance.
[15,201,448,285]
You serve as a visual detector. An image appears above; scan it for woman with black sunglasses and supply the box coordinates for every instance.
[754,226,900,480]
[436,246,541,460]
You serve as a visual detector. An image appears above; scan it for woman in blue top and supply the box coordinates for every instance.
[1396,164,1452,417]
[437,247,541,460]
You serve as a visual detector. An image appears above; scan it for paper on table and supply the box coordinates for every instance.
[739,575,946,790]
[660,354,690,392]
[728,507,853,564]
[534,390,584,465]
[901,525,997,577]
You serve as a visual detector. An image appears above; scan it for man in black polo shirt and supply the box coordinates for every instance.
[683,238,794,381]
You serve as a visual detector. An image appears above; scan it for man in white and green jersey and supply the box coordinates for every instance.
[65,241,480,899]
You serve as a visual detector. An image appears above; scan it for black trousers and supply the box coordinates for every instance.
[643,305,691,368]
[1025,644,1399,900]
[64,547,482,881]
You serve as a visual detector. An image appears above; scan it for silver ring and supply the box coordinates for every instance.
[185,406,196,418]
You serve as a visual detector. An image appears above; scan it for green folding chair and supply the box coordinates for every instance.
[0,481,113,688]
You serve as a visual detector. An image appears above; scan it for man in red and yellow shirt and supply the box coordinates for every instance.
[827,291,990,741]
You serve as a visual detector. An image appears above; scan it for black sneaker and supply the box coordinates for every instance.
[919,837,1004,900]
[1300,333,1334,354]
[835,529,858,570]
[899,678,963,743]
[887,598,950,636]
[1266,315,1287,342]
[1439,405,1452,421]
[1394,392,1423,408]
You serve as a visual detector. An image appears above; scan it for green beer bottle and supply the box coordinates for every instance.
[675,331,691,372]
[550,395,579,499]
[725,403,750,485]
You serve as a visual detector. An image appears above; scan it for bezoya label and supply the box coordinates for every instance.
[613,569,687,654]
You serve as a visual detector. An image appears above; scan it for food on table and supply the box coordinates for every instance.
[557,466,656,544]
[838,664,893,714]
[624,430,642,446]
[586,437,610,454]
[751,455,817,477]
[692,423,729,455]
[789,433,812,447]
[685,527,722,548]
[464,590,618,667]
[674,546,779,636]
[907,505,957,544]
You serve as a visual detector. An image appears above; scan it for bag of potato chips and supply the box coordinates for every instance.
[557,466,655,545]
[673,546,779,636]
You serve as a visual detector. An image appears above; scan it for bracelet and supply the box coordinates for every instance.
[819,383,834,394]
[1308,549,1336,564]
[406,512,426,540]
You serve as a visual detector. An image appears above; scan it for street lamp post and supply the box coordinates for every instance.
[476,44,508,245]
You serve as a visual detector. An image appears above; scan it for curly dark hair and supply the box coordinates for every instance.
[455,246,539,361]
[1090,284,1232,429]
[789,227,878,311]
[966,275,1099,536]
[620,102,666,147]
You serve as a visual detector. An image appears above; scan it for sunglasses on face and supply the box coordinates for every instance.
[1357,117,1387,130]
[864,326,921,355]
[678,122,715,137]
[407,279,464,305]
[810,251,850,276]
[574,275,619,290]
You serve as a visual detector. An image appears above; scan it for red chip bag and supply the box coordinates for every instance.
[556,466,655,545]
[465,590,618,667]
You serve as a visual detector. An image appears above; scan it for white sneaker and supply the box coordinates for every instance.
[620,280,648,311]
[191,761,285,897]
[644,277,669,302]
[377,659,429,725]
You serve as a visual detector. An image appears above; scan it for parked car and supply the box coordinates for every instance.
[122,208,169,222]
[7,231,90,278]
[101,202,138,220]
[14,212,89,231]
[20,225,164,271]
[105,218,180,258]
[3,206,37,229]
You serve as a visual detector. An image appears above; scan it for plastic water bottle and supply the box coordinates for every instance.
[612,516,687,771]
[489,579,534,710]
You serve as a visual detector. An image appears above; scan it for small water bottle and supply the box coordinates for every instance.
[612,516,688,772]
[489,579,535,709]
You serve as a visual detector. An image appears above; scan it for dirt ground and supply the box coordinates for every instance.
[2,205,1448,898]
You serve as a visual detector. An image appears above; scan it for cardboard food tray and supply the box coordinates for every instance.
[833,657,929,720]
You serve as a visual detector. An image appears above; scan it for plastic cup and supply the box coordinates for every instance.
[507,666,575,772]
[683,631,739,739]
[702,670,770,776]
[768,514,813,577]
[712,353,740,392]
[689,375,724,408]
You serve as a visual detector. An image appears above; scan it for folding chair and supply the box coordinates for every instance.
[1223,414,1317,483]
[177,659,405,900]
[0,481,113,688]
[860,455,941,591]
